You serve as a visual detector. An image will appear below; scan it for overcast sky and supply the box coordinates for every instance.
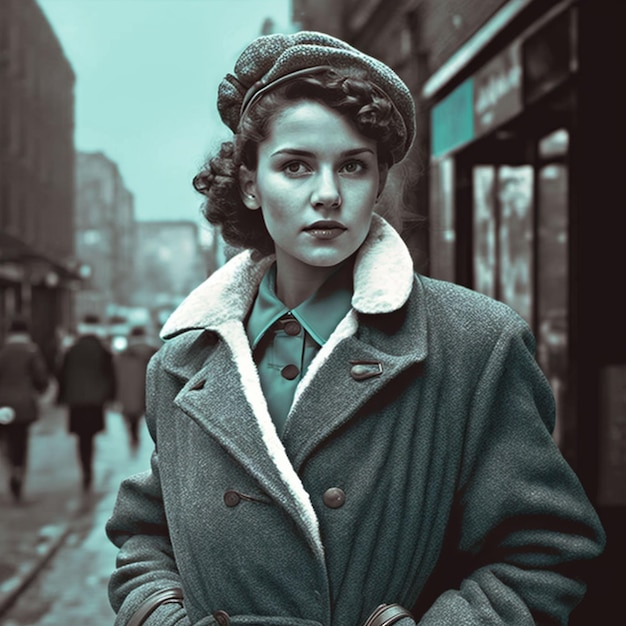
[37,0,293,228]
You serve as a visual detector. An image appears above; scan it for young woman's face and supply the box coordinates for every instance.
[241,100,384,283]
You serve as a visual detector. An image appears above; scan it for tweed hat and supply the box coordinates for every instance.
[218,31,416,164]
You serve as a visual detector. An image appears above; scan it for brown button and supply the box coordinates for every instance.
[281,364,299,380]
[191,379,206,390]
[284,320,301,336]
[223,490,241,507]
[213,610,231,626]
[323,487,346,509]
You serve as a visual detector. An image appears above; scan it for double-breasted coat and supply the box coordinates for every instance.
[106,216,605,626]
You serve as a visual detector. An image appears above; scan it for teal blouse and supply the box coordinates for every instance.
[246,262,353,436]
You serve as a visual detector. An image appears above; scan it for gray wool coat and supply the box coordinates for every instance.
[106,216,605,626]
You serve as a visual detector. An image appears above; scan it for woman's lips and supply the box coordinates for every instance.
[304,221,346,240]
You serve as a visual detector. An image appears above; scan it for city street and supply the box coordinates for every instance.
[0,387,153,625]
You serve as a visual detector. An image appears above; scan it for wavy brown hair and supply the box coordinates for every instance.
[193,68,406,256]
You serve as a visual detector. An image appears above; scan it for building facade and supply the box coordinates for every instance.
[0,0,78,359]
[294,0,624,621]
[74,151,136,321]
[131,220,209,330]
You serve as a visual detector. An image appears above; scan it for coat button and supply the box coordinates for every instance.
[323,487,346,509]
[223,490,241,507]
[213,610,230,625]
[281,364,299,380]
[350,362,383,381]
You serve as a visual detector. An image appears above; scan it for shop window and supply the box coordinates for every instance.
[430,158,456,281]
[538,128,569,159]
[497,165,534,325]
[472,166,497,298]
[537,157,569,447]
[471,165,534,325]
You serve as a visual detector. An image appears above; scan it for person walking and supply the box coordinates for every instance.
[57,313,116,491]
[114,325,158,454]
[0,315,49,502]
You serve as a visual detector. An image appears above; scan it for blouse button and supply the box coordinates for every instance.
[283,320,301,336]
[223,490,241,507]
[281,364,299,380]
[323,487,346,509]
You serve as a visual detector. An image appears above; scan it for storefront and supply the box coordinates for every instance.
[423,1,624,619]
[0,233,80,368]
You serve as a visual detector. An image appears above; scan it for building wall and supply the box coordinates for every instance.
[0,0,75,260]
[0,0,76,347]
[74,151,136,319]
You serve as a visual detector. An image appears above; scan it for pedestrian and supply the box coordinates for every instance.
[0,315,49,502]
[106,31,605,626]
[57,313,116,491]
[114,325,158,454]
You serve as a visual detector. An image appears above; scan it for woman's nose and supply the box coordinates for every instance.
[311,170,341,209]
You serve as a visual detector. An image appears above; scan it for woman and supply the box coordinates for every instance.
[0,315,49,502]
[114,325,159,453]
[106,32,605,626]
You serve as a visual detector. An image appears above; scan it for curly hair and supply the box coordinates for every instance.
[193,68,406,256]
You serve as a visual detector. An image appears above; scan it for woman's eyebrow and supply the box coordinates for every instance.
[270,147,375,158]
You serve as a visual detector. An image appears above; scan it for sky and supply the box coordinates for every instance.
[37,0,293,230]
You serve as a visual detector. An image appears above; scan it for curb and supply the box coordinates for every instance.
[0,521,73,618]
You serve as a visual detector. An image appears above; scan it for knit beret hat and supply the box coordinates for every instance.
[218,31,416,164]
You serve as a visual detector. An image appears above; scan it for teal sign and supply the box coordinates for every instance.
[431,78,474,158]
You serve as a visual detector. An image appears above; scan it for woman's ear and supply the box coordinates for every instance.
[239,165,261,210]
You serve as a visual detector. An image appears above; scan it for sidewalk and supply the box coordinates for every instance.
[0,386,125,617]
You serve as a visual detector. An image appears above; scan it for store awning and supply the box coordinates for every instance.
[0,232,82,284]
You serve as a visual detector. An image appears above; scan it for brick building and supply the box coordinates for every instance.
[0,0,78,358]
[294,0,624,621]
[74,151,136,321]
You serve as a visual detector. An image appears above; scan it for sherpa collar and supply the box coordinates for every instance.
[160,213,414,340]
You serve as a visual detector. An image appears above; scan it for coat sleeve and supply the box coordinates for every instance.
[416,318,605,626]
[105,351,193,626]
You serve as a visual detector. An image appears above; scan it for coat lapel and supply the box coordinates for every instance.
[166,320,325,562]
[282,280,428,471]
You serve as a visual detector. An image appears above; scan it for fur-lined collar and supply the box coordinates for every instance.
[161,214,414,340]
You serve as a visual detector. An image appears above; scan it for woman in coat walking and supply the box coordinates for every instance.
[0,315,49,502]
[58,313,116,491]
[115,325,159,453]
[106,32,605,626]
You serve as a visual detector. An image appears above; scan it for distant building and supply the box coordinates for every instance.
[74,151,135,320]
[0,0,78,354]
[132,220,208,327]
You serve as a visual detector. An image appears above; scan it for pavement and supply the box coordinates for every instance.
[0,383,148,620]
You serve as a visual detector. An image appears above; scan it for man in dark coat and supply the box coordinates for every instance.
[57,314,116,491]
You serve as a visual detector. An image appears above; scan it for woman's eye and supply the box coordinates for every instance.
[283,161,307,175]
[341,160,366,174]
